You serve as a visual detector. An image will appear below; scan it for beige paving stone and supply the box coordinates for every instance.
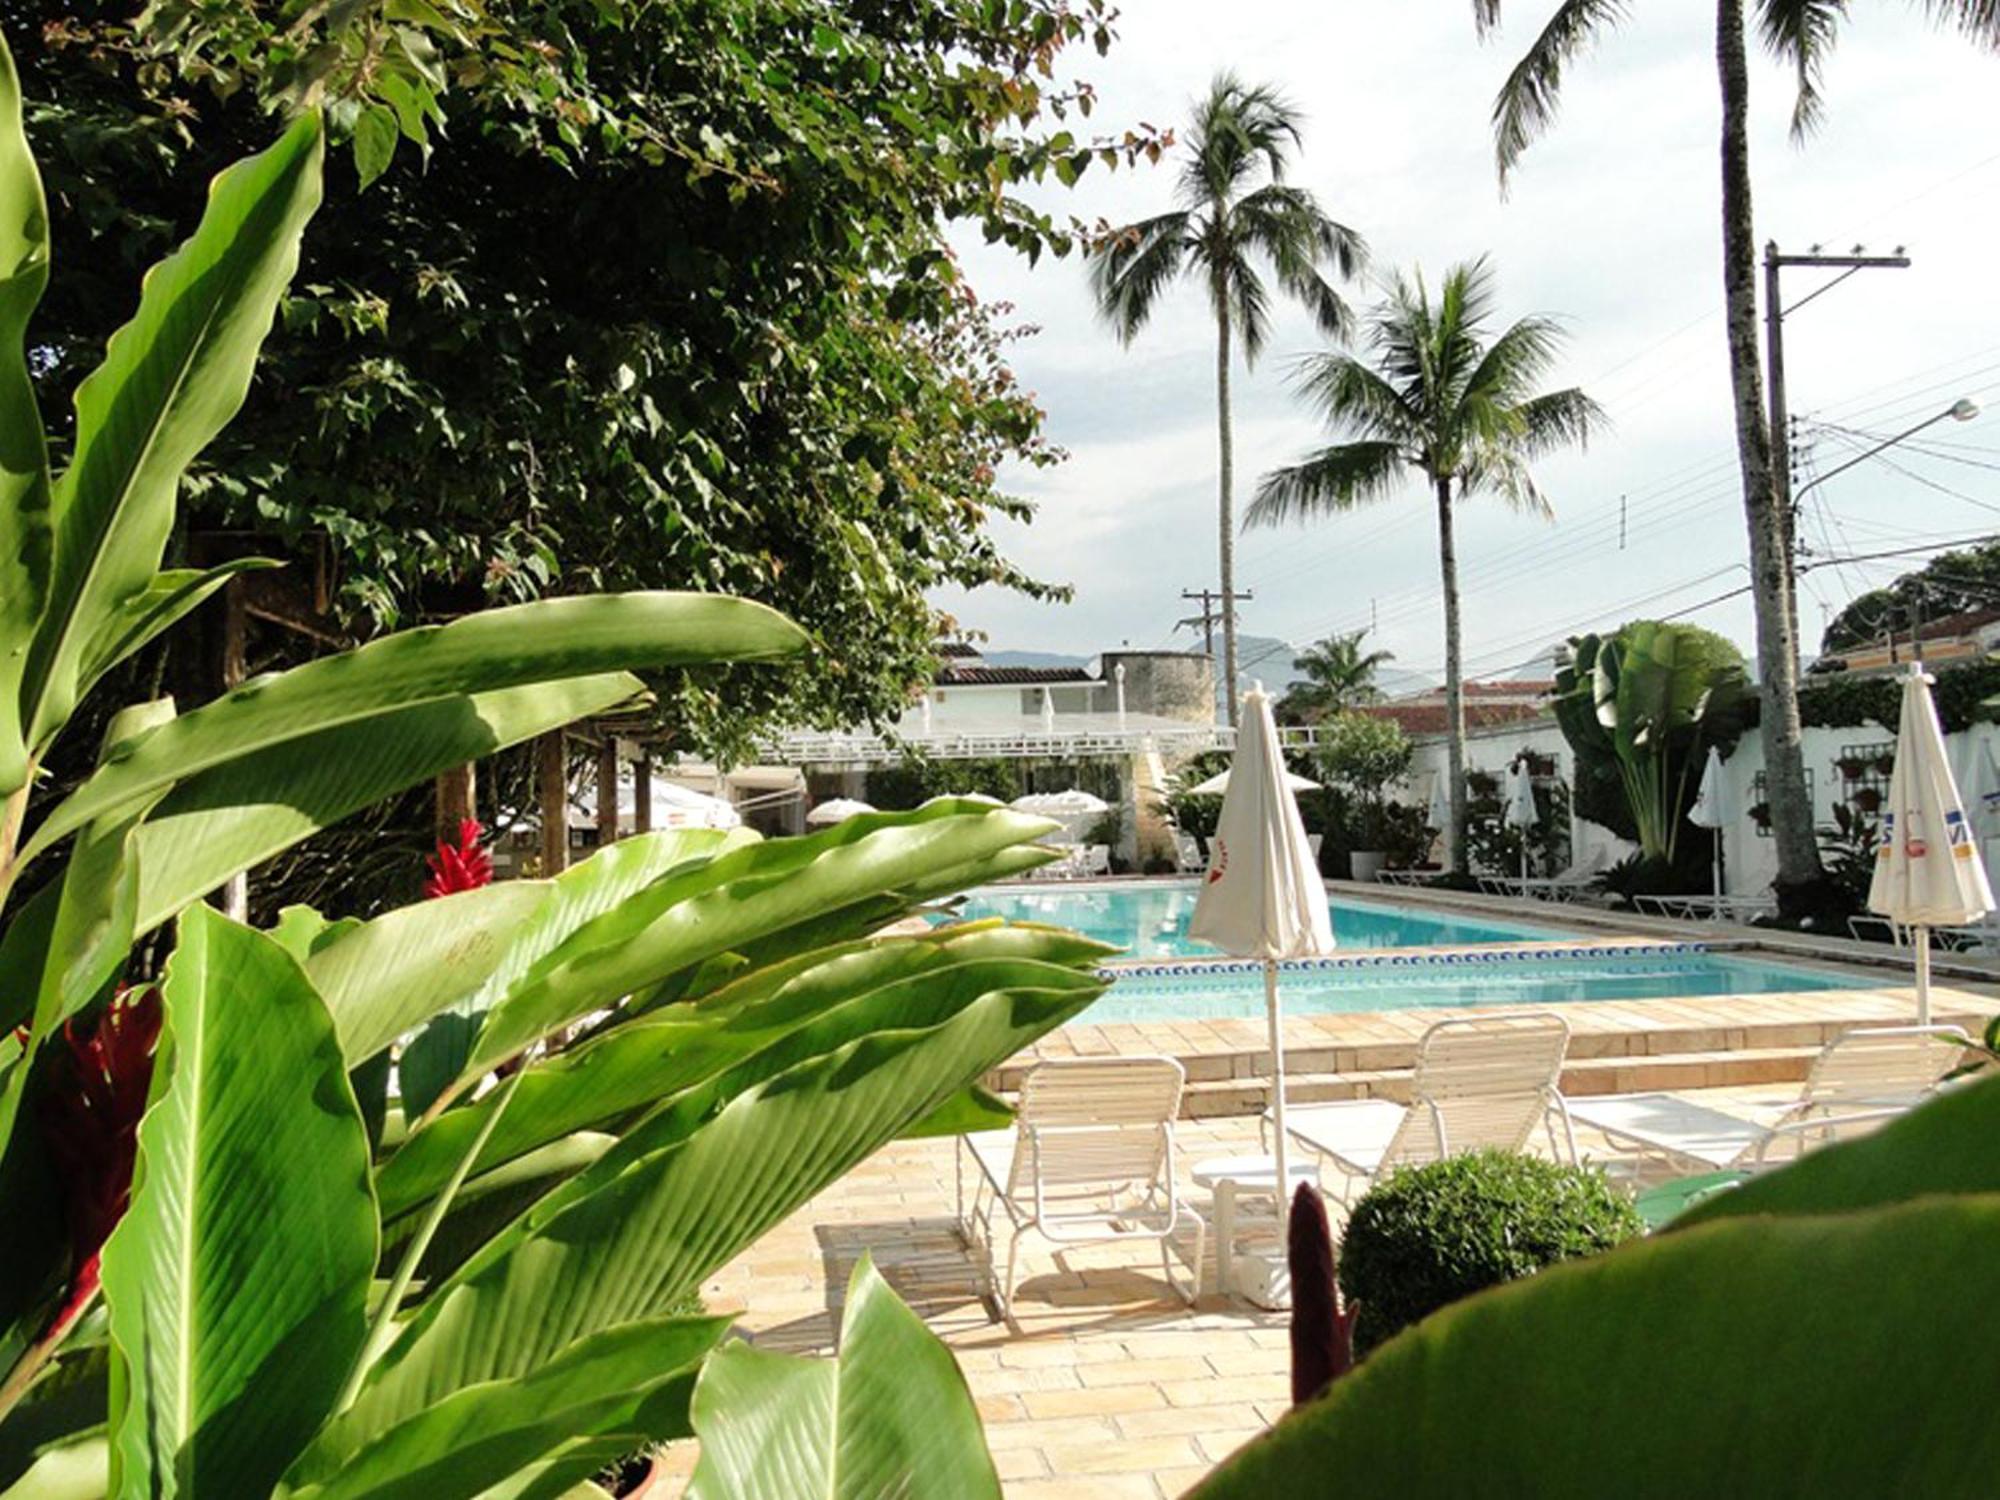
[1020,1383,1167,1419]
[1039,1436,1204,1476]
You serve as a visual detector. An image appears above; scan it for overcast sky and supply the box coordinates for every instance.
[930,2,2000,687]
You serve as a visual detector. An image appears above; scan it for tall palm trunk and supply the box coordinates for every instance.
[1215,292,1240,728]
[1715,0,1822,898]
[1435,474,1468,874]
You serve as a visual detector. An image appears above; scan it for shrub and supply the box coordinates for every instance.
[1338,1150,1644,1356]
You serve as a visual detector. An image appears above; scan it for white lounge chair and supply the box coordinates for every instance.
[1172,830,1205,875]
[1268,1012,1577,1202]
[1082,844,1112,877]
[1568,1024,1970,1175]
[955,1056,1204,1318]
[1633,893,1777,922]
[1484,848,1613,903]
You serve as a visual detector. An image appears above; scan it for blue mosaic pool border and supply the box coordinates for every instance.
[1099,941,1711,982]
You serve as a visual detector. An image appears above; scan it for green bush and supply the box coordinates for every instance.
[1338,1150,1644,1356]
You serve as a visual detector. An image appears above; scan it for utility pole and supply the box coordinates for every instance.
[1177,586,1253,665]
[1763,243,1910,657]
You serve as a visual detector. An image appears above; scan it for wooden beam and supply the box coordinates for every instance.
[597,737,620,846]
[436,763,477,837]
[634,751,653,833]
[538,730,568,875]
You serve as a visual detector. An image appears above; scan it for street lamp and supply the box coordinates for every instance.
[1792,397,1982,501]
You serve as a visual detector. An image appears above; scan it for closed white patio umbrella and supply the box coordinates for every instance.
[1868,665,1995,1023]
[1686,746,1731,900]
[1502,761,1539,881]
[1189,685,1334,1249]
[1188,766,1319,797]
[651,781,742,831]
[806,796,875,826]
[1426,770,1452,831]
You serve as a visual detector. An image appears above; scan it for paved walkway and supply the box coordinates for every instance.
[653,1088,1798,1497]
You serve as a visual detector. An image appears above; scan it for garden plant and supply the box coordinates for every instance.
[0,43,1107,1498]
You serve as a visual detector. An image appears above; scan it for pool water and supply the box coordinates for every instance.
[952,880,1568,958]
[1090,951,1860,1025]
[940,879,1868,1024]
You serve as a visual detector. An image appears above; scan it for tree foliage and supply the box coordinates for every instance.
[11,0,1160,762]
[1819,538,2000,656]
[1277,630,1394,723]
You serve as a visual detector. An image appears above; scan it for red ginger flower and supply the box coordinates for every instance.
[38,986,162,1333]
[425,817,493,898]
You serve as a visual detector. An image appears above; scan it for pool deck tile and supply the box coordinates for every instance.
[653,1083,1842,1497]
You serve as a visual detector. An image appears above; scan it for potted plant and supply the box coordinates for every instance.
[1852,786,1883,814]
[1873,751,1897,777]
[1314,713,1416,885]
[1749,799,1772,831]
[1836,754,1869,781]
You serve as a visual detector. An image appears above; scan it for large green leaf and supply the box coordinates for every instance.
[126,673,644,937]
[687,1256,1001,1500]
[0,34,50,797]
[1189,1195,2000,1498]
[77,559,279,689]
[23,593,803,867]
[20,114,324,755]
[278,1316,731,1500]
[377,923,1111,1221]
[373,827,753,1113]
[333,961,1100,1449]
[99,908,376,1499]
[458,806,1059,1080]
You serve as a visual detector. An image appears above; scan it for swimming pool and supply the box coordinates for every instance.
[952,879,1569,958]
[1089,949,1862,1024]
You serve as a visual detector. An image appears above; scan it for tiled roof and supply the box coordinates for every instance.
[936,641,983,658]
[1356,701,1548,735]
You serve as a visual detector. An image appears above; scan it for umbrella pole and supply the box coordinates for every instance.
[1915,928,1932,1027]
[1264,959,1290,1248]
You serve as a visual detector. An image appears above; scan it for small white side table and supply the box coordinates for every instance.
[1192,1154,1319,1302]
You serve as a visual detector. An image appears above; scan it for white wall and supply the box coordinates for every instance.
[1404,714,2000,894]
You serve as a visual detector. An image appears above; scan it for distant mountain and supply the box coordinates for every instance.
[978,648,1093,670]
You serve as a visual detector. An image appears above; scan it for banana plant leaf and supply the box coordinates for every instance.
[23,592,803,869]
[333,962,1100,1449]
[1191,1081,2000,1499]
[0,35,50,798]
[277,1315,732,1500]
[456,806,1060,1083]
[376,923,1111,1223]
[99,908,377,1499]
[687,1256,1001,1500]
[126,673,646,937]
[377,827,753,1117]
[76,558,280,688]
[20,112,324,754]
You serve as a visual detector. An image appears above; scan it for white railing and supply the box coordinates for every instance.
[759,719,1346,767]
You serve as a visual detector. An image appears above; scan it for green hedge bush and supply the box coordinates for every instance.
[1338,1150,1644,1356]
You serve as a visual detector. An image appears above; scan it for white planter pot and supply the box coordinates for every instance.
[1349,850,1385,884]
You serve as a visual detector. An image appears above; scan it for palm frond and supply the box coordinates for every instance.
[1235,183,1367,340]
[1758,0,1845,138]
[1462,445,1556,518]
[1917,0,2000,48]
[1515,387,1608,456]
[1182,72,1307,206]
[1246,441,1410,527]
[1088,210,1193,344]
[1229,259,1274,362]
[1460,308,1565,409]
[1290,353,1419,444]
[1490,0,1632,182]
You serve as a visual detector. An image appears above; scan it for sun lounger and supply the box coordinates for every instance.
[1568,1024,1969,1174]
[956,1056,1203,1318]
[1267,1012,1577,1201]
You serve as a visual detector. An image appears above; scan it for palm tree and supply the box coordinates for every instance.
[1279,630,1395,722]
[1470,1,2000,907]
[1246,259,1602,873]
[1090,72,1366,728]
